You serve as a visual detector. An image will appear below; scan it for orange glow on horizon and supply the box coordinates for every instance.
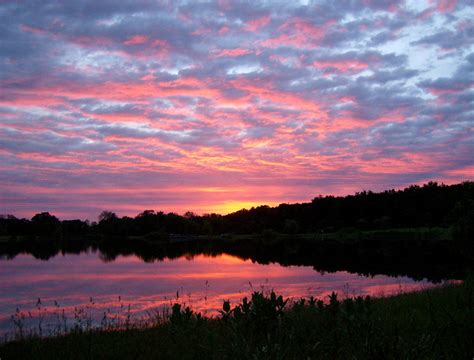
[202,200,280,215]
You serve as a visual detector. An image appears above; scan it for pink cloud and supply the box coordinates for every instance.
[211,48,253,58]
[313,60,369,73]
[436,0,457,13]
[218,26,230,35]
[20,24,48,35]
[261,17,328,48]
[124,35,148,45]
[245,15,271,32]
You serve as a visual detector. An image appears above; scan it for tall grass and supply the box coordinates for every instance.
[4,295,176,343]
[1,279,473,359]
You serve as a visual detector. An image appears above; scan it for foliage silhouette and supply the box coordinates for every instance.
[1,181,472,239]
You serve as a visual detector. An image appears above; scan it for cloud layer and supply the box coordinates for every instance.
[1,0,473,219]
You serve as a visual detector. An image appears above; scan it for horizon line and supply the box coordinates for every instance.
[2,179,471,222]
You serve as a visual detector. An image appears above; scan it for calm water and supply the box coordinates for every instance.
[0,250,442,338]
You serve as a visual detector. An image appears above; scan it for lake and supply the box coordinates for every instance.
[0,250,448,339]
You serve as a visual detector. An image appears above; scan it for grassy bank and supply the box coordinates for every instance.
[0,226,457,242]
[1,280,472,359]
[219,226,455,242]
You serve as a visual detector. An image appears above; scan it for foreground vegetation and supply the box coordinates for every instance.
[1,280,472,359]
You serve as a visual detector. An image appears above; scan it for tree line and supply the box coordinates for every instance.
[1,181,473,239]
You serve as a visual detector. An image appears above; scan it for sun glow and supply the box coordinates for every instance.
[203,201,278,215]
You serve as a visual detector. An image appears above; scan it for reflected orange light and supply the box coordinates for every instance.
[214,253,250,264]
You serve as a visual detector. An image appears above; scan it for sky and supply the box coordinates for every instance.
[0,0,473,220]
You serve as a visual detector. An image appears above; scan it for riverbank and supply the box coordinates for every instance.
[0,225,457,243]
[1,278,472,359]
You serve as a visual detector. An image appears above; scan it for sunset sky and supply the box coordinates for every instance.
[1,0,473,220]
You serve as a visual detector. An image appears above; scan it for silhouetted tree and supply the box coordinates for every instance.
[31,212,60,236]
[98,211,120,235]
[98,211,117,222]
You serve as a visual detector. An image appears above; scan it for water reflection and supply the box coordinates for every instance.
[0,251,444,338]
